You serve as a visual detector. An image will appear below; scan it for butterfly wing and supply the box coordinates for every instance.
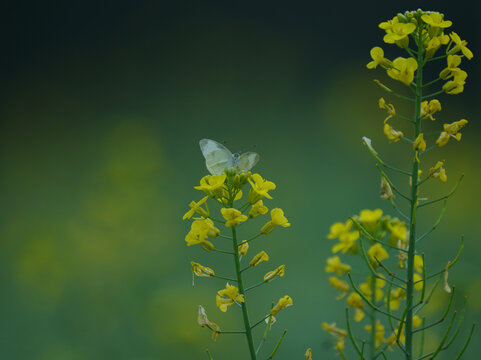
[199,139,234,175]
[236,152,260,173]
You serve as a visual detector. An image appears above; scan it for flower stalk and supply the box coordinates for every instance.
[324,9,475,360]
[404,27,424,359]
[185,150,292,359]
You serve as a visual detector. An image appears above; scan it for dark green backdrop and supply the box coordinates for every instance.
[1,1,480,359]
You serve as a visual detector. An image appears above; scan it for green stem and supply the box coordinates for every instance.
[404,31,424,360]
[370,276,377,359]
[267,329,287,359]
[232,226,257,359]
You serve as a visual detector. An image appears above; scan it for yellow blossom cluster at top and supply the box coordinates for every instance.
[366,10,471,185]
[368,11,472,92]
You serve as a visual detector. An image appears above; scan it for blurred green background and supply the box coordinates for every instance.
[1,1,480,359]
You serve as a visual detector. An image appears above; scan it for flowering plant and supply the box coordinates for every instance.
[323,9,475,360]
[184,150,292,359]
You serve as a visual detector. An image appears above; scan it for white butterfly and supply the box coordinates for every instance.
[199,139,259,175]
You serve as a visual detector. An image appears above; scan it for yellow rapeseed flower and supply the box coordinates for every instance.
[421,12,452,28]
[425,34,450,58]
[442,69,467,95]
[238,240,249,256]
[387,57,418,86]
[378,16,399,31]
[331,230,359,254]
[414,254,424,273]
[346,292,365,322]
[264,265,285,282]
[388,221,408,246]
[248,173,276,203]
[368,243,389,266]
[449,32,474,59]
[304,348,312,360]
[249,200,268,218]
[325,256,351,276]
[413,315,422,329]
[379,97,396,123]
[327,220,353,239]
[183,196,209,220]
[185,218,220,250]
[216,283,245,312]
[436,119,468,146]
[250,251,270,267]
[383,22,416,44]
[185,230,214,250]
[420,99,441,121]
[384,123,403,143]
[271,295,293,315]
[191,218,220,238]
[440,55,462,80]
[191,261,215,278]
[428,161,447,182]
[261,208,290,234]
[367,47,392,69]
[360,209,383,232]
[194,174,227,198]
[413,133,426,152]
[221,208,248,227]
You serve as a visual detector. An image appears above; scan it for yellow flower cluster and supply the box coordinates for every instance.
[366,10,470,191]
[323,209,425,351]
[184,168,293,344]
[369,11,473,94]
